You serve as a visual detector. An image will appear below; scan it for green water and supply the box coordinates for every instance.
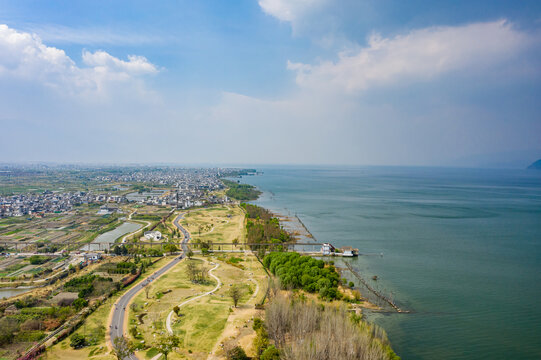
[241,166,541,360]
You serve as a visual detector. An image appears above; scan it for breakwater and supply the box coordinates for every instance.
[344,262,408,313]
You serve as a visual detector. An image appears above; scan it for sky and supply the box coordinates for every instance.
[1,0,540,167]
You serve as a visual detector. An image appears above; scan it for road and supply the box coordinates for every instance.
[108,212,190,359]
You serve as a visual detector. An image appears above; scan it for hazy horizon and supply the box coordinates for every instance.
[1,1,540,166]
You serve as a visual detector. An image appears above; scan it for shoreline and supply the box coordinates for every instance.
[239,179,406,314]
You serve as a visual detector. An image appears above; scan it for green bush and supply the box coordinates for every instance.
[73,298,88,311]
[260,345,280,360]
[263,252,340,300]
[27,255,49,265]
[253,317,263,331]
[15,330,45,342]
[70,333,87,349]
[226,346,248,360]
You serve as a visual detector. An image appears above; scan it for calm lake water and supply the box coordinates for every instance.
[87,222,142,251]
[0,287,33,299]
[241,166,541,360]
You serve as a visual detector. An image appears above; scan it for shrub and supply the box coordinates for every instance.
[73,298,88,311]
[0,317,19,345]
[253,317,263,331]
[70,333,87,349]
[28,255,49,265]
[260,345,280,360]
[226,346,248,360]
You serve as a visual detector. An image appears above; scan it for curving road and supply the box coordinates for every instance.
[109,212,191,359]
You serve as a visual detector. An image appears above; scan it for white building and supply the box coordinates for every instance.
[144,231,162,241]
[321,243,335,255]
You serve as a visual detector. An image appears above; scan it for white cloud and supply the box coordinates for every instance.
[0,24,158,97]
[258,0,327,22]
[82,50,157,75]
[288,20,535,93]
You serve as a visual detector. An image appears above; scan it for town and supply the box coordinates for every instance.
[0,166,255,218]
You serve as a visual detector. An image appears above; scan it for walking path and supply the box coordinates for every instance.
[165,261,222,333]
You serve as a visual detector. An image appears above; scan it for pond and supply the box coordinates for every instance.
[84,222,142,251]
[0,287,34,299]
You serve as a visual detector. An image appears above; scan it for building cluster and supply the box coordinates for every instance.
[94,167,237,189]
[0,191,115,218]
[0,167,248,218]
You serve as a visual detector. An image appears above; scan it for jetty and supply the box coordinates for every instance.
[344,262,409,313]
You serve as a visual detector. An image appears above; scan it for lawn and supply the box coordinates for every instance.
[128,254,266,360]
[181,205,246,248]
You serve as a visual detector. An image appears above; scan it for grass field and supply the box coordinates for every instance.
[181,205,246,248]
[124,253,268,360]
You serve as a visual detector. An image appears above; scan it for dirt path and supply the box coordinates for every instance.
[165,261,222,334]
[208,262,261,359]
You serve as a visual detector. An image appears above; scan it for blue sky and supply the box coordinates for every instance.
[1,0,540,167]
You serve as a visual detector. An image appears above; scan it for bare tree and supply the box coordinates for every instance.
[265,294,395,360]
[144,284,151,299]
[186,260,198,282]
[199,265,208,282]
[229,284,243,308]
[112,336,133,360]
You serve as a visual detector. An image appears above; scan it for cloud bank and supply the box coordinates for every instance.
[0,24,158,97]
[287,20,534,93]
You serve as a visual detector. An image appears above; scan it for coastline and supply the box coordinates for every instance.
[231,180,399,356]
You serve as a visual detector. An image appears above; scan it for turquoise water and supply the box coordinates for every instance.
[240,166,541,360]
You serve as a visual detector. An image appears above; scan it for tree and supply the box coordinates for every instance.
[186,250,193,259]
[73,298,88,311]
[144,284,151,299]
[164,243,178,255]
[229,284,243,307]
[260,345,280,360]
[155,334,180,360]
[129,326,138,338]
[112,335,133,360]
[253,327,269,358]
[0,318,18,346]
[226,346,248,360]
[70,333,86,349]
[186,261,198,282]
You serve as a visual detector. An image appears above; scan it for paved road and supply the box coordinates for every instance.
[109,212,190,359]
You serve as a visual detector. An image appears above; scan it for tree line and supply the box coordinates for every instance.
[263,252,340,300]
[242,203,292,247]
[222,180,261,200]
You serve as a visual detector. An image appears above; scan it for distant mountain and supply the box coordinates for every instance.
[527,159,541,170]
